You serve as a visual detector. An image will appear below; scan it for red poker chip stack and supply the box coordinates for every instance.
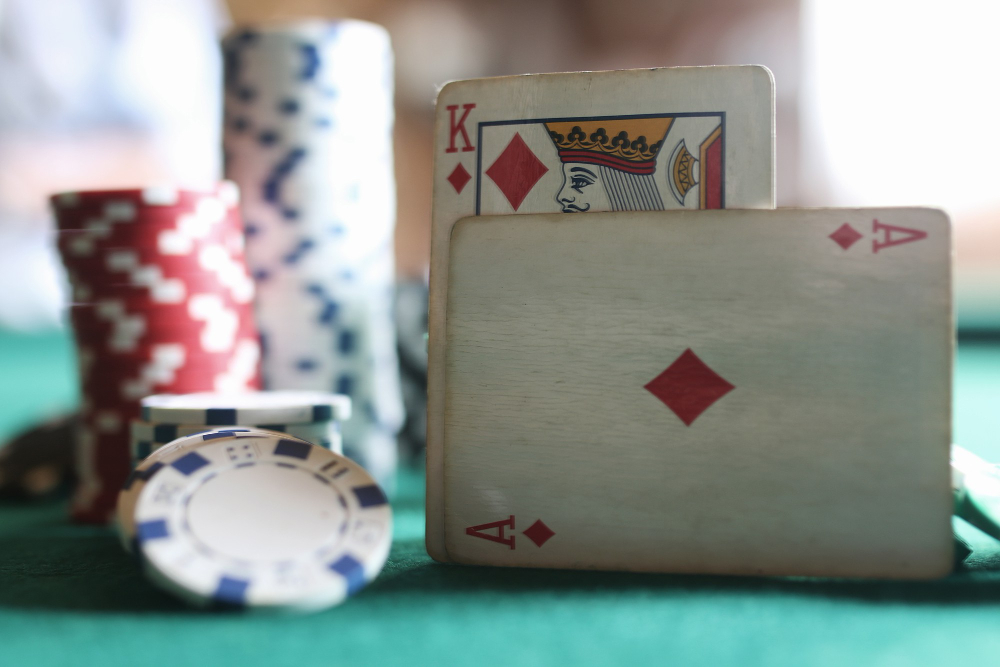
[51,183,262,523]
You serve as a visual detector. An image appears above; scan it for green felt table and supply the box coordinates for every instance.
[2,328,1000,667]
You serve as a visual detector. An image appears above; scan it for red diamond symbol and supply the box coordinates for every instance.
[485,133,548,211]
[523,519,555,547]
[829,223,863,250]
[644,348,735,426]
[447,163,471,193]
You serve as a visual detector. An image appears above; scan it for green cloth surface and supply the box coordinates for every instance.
[2,329,1000,667]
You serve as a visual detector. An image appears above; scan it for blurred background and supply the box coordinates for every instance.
[0,0,997,441]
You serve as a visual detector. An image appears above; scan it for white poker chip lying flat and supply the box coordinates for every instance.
[129,420,343,464]
[118,428,311,552]
[133,434,392,610]
[141,391,352,425]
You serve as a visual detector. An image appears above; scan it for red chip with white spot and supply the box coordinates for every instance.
[51,182,261,524]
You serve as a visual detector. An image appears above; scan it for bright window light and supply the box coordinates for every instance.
[803,0,1000,218]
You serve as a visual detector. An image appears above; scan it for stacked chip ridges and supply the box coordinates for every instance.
[222,20,403,491]
[52,183,262,522]
[130,389,353,465]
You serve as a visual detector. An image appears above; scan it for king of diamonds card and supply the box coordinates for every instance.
[428,66,776,562]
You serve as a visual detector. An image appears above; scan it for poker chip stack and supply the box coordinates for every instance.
[223,21,403,489]
[51,184,262,523]
[129,390,350,465]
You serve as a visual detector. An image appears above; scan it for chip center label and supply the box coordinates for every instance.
[185,463,346,561]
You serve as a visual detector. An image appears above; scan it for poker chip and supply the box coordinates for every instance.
[117,427,310,552]
[51,183,262,523]
[129,419,343,464]
[223,21,404,492]
[51,182,239,216]
[133,433,391,610]
[141,391,351,425]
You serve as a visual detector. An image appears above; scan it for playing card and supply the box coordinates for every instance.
[428,66,776,560]
[442,208,952,579]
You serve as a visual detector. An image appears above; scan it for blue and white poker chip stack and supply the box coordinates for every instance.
[223,21,403,490]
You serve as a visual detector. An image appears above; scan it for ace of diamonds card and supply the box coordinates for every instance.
[428,66,776,561]
[442,209,952,579]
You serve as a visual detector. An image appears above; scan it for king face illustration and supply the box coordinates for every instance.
[477,114,723,215]
[545,118,710,212]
